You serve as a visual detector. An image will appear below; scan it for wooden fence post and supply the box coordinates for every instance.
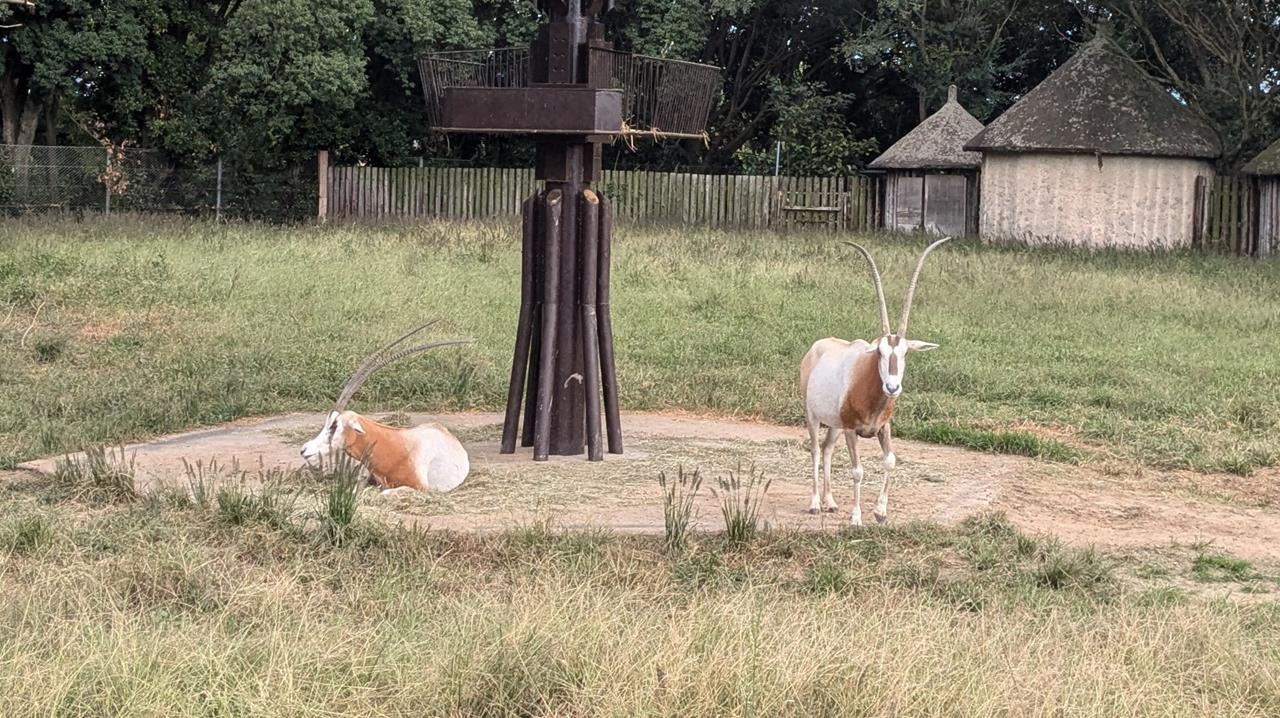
[1192,175,1205,248]
[317,150,329,222]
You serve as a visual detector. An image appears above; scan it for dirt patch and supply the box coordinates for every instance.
[14,411,1280,562]
[76,320,123,343]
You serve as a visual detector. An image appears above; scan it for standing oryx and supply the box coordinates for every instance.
[800,237,950,525]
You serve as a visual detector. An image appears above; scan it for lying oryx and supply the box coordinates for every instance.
[301,322,472,494]
[800,238,949,524]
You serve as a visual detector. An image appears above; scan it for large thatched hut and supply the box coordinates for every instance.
[965,29,1220,248]
[1243,138,1280,258]
[869,85,983,236]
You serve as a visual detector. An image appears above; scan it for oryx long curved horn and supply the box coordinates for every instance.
[897,236,951,337]
[333,338,474,413]
[841,241,891,336]
[332,321,440,413]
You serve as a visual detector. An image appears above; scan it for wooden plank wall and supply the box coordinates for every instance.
[1258,178,1279,259]
[1197,175,1255,256]
[324,166,879,230]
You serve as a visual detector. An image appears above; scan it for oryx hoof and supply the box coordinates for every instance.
[873,512,887,525]
[808,507,820,515]
[823,506,839,513]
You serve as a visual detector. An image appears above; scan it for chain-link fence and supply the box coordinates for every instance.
[0,145,317,222]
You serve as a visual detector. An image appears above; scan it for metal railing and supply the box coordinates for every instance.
[418,46,720,139]
[587,48,720,139]
[417,48,530,129]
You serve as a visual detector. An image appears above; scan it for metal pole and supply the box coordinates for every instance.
[104,148,111,216]
[774,141,781,177]
[215,157,223,222]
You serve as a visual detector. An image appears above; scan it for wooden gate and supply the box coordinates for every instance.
[923,175,968,236]
[882,171,976,236]
[775,190,849,230]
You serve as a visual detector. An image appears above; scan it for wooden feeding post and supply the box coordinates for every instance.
[417,0,719,461]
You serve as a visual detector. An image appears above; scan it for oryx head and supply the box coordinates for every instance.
[300,321,471,463]
[843,237,950,398]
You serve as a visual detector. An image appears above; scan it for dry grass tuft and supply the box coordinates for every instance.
[1,487,1276,716]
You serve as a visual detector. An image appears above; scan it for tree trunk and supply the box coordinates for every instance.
[16,101,39,145]
[0,62,18,146]
[44,95,57,145]
[11,99,42,200]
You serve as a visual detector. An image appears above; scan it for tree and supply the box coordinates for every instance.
[736,75,879,175]
[842,0,1086,126]
[350,0,501,165]
[199,0,375,167]
[610,0,877,169]
[1105,0,1280,168]
[1,0,146,146]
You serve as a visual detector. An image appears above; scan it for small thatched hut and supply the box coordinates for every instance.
[869,85,983,236]
[1243,138,1280,258]
[965,28,1220,248]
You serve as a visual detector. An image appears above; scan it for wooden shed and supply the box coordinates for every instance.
[1243,137,1280,258]
[869,85,983,236]
[964,28,1220,249]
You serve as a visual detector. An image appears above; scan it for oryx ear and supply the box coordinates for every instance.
[865,340,881,354]
[347,417,366,434]
[905,340,939,353]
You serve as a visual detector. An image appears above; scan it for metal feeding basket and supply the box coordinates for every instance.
[418,46,719,139]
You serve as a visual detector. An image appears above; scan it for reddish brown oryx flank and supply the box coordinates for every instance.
[800,238,950,524]
[300,322,473,494]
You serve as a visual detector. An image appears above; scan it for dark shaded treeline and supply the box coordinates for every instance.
[0,0,1275,174]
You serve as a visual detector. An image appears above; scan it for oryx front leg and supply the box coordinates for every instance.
[807,416,822,514]
[844,430,864,526]
[874,424,895,524]
[820,427,840,513]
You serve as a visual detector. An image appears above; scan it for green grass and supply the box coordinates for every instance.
[4,215,1280,474]
[1,478,1278,716]
[1193,553,1262,584]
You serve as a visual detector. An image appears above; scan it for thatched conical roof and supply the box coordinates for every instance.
[869,86,984,170]
[1242,137,1280,175]
[965,29,1220,159]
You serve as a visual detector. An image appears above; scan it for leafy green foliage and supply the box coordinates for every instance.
[5,0,1273,173]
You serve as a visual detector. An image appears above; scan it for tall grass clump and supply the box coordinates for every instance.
[319,452,365,546]
[181,457,234,509]
[712,462,771,545]
[657,465,702,551]
[53,445,137,503]
[0,513,56,555]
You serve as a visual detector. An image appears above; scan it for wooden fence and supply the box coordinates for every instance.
[321,161,878,230]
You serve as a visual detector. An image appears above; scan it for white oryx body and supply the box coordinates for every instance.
[302,411,469,494]
[300,323,473,495]
[801,238,949,524]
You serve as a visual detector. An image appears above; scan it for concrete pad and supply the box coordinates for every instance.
[14,412,1280,562]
